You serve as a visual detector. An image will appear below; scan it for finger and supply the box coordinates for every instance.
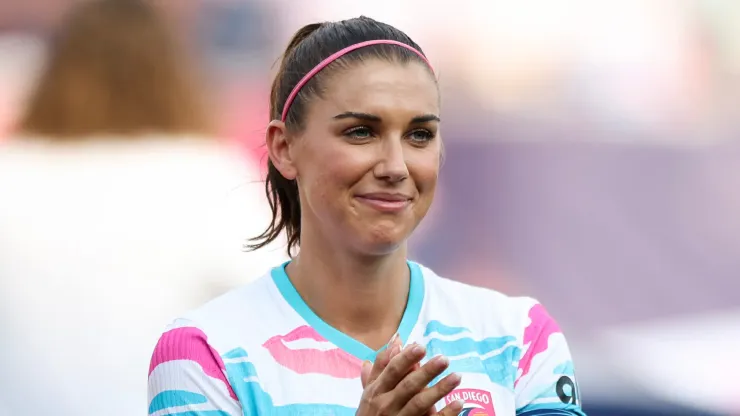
[385,355,450,408]
[390,341,422,392]
[386,342,403,363]
[398,372,462,416]
[386,335,406,367]
[391,333,403,350]
[367,333,401,384]
[436,398,465,416]
[373,343,427,393]
[361,360,372,388]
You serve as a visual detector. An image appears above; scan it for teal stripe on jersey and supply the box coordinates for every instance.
[149,390,207,414]
[222,348,357,416]
[422,320,521,388]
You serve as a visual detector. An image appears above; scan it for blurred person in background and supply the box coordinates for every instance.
[0,0,285,414]
[0,34,45,139]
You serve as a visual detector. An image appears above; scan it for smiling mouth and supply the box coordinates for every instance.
[355,194,412,212]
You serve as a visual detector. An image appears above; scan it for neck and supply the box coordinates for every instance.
[286,226,410,350]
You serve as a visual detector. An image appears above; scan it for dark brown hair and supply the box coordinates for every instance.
[19,0,210,138]
[247,16,434,255]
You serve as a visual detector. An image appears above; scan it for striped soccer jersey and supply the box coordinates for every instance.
[148,261,586,415]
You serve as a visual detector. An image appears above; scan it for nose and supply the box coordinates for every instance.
[373,137,409,183]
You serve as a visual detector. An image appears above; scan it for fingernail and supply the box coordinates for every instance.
[385,344,399,358]
[362,360,372,369]
[451,400,465,411]
[411,343,425,354]
[435,355,449,366]
[386,333,399,348]
[447,373,462,386]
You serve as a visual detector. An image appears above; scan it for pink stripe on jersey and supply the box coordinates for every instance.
[149,326,237,400]
[515,303,562,386]
[263,325,362,379]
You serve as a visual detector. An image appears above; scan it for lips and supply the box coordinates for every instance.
[262,325,362,379]
[355,192,412,212]
[356,192,412,202]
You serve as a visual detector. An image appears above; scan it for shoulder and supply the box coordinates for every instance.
[147,267,287,412]
[155,270,282,351]
[148,272,276,387]
[148,318,243,415]
[416,262,551,337]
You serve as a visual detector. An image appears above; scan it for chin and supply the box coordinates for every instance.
[354,225,409,256]
[360,240,404,256]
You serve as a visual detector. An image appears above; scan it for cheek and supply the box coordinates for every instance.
[409,158,439,223]
[313,148,357,188]
[302,144,365,210]
[411,152,441,195]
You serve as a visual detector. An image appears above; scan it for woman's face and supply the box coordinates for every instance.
[278,58,441,255]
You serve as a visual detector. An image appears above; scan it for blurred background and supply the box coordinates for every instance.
[0,0,738,415]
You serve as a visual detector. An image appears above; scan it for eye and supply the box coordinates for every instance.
[407,129,435,145]
[343,126,375,142]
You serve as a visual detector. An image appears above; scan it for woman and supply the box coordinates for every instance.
[0,1,284,415]
[148,17,585,416]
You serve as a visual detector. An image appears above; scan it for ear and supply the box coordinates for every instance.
[266,120,297,180]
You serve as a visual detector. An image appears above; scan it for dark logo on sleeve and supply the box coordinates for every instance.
[556,375,579,405]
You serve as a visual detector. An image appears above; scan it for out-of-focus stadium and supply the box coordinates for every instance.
[0,1,738,415]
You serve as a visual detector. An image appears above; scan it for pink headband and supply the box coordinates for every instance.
[280,39,434,122]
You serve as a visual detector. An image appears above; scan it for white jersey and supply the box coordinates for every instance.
[148,262,585,415]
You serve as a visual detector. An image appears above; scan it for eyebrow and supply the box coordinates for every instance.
[332,111,440,123]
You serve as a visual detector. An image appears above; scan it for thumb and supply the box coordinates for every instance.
[360,360,372,388]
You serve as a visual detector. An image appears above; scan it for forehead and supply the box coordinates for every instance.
[316,59,439,117]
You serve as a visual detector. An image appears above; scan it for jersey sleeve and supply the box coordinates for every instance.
[147,321,242,416]
[514,303,586,416]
